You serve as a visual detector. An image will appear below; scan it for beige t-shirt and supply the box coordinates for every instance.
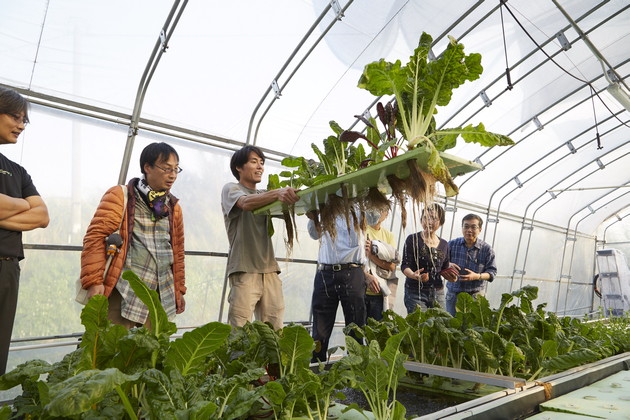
[366,225,397,295]
[366,225,395,248]
[221,182,280,276]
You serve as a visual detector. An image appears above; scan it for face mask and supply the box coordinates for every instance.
[366,210,381,226]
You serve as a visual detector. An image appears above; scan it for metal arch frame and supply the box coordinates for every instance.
[118,0,189,185]
[511,146,630,292]
[245,0,354,146]
[447,58,630,240]
[557,185,630,313]
[487,109,628,248]
[496,119,627,290]
[6,83,293,165]
[601,209,630,245]
[439,1,619,131]
[445,5,628,238]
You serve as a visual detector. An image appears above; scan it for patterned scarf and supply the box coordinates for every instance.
[136,176,170,220]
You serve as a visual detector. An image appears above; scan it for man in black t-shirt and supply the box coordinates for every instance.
[0,87,49,375]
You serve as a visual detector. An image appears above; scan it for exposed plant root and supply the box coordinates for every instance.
[321,194,346,240]
[363,187,391,215]
[387,174,408,229]
[279,160,441,245]
[282,206,297,255]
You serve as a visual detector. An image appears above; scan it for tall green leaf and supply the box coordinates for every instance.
[45,368,139,416]
[278,324,314,375]
[165,322,231,376]
[79,295,130,371]
[0,359,52,390]
[122,270,177,337]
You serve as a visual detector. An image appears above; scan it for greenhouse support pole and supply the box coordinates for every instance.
[250,0,356,144]
[245,1,341,145]
[516,140,629,293]
[557,186,630,314]
[118,0,189,184]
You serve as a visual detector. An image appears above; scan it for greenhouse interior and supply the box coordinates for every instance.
[1,0,630,419]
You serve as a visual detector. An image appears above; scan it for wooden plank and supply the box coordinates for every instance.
[253,147,481,216]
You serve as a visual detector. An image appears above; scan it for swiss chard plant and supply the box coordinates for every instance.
[348,286,630,389]
[0,272,361,420]
[355,32,514,196]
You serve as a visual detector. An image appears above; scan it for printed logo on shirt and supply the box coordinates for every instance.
[0,169,13,176]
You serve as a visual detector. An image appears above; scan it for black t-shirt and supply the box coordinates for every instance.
[0,153,40,259]
[401,232,450,289]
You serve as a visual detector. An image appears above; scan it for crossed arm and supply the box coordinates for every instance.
[0,194,50,231]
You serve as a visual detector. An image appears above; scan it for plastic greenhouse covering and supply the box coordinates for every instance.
[0,0,629,377]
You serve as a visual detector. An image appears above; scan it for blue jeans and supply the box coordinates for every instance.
[445,289,485,316]
[311,266,366,362]
[404,280,445,314]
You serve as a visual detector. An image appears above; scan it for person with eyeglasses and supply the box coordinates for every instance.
[0,86,50,375]
[445,213,497,316]
[221,145,299,331]
[79,142,186,328]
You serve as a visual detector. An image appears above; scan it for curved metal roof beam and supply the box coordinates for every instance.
[439,1,619,130]
[456,53,630,194]
[446,65,628,237]
[558,185,630,312]
[511,146,630,289]
[118,0,189,185]
[487,113,627,246]
[246,0,353,145]
[452,6,629,190]
[602,209,630,243]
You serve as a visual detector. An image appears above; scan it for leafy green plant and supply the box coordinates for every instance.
[349,286,630,389]
[356,32,513,195]
[1,272,366,419]
[341,331,409,420]
[270,33,514,198]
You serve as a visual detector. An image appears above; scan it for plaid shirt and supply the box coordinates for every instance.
[447,237,497,294]
[116,191,175,324]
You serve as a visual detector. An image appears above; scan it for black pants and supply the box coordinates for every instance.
[311,266,366,362]
[365,293,384,322]
[0,258,19,376]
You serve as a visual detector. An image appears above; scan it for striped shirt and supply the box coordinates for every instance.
[116,189,175,324]
[447,237,497,294]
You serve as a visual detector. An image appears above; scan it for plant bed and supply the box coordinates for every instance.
[398,374,504,401]
[334,386,466,418]
[254,146,481,217]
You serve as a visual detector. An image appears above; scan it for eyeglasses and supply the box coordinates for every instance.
[4,113,29,126]
[463,224,480,231]
[153,164,183,174]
